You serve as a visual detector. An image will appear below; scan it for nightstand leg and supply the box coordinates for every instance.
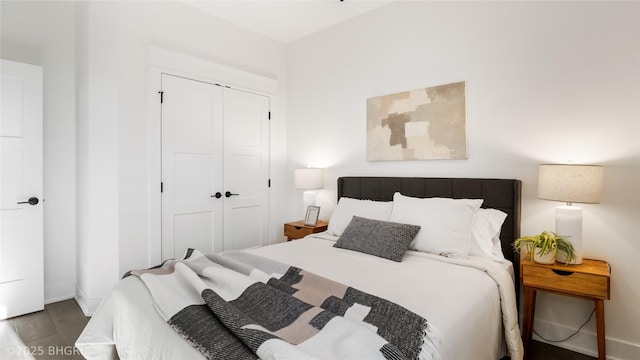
[522,286,537,359]
[595,299,606,360]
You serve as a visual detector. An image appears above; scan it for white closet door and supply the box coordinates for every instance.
[161,75,270,259]
[161,74,223,260]
[222,88,270,251]
[0,59,43,319]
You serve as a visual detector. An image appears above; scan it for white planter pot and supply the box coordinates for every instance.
[533,248,556,264]
[556,252,577,265]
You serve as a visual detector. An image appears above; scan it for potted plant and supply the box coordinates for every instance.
[513,231,576,265]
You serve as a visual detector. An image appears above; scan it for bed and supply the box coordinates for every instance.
[76,176,523,360]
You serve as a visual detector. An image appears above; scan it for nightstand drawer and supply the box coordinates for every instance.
[522,265,609,299]
[284,225,312,239]
[284,220,329,241]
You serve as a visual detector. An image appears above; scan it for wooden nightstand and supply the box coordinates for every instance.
[284,220,328,241]
[521,257,611,360]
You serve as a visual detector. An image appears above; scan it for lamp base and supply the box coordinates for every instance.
[556,205,583,265]
[302,190,316,212]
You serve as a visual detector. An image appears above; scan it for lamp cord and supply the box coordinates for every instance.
[533,307,596,343]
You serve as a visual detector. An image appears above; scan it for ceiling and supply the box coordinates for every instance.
[182,0,394,43]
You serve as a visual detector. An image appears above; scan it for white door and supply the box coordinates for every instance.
[161,75,270,259]
[222,89,270,251]
[161,74,223,260]
[0,59,43,320]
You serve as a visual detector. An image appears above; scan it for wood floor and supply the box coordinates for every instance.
[1,299,88,359]
[525,341,597,360]
[2,299,596,360]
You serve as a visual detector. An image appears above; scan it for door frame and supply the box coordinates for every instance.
[146,47,277,266]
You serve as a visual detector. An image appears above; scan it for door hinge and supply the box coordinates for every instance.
[268,179,271,188]
[158,91,164,104]
[161,182,164,193]
[268,111,271,120]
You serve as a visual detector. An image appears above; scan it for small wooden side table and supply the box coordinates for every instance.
[521,257,610,360]
[284,220,329,241]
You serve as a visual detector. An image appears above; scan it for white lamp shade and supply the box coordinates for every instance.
[538,164,603,204]
[294,168,324,190]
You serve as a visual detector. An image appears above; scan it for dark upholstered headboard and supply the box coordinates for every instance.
[337,176,522,301]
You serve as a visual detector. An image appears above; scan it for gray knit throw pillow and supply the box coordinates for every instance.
[333,216,420,262]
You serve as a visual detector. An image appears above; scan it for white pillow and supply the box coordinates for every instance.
[389,192,483,258]
[327,197,393,237]
[469,208,508,261]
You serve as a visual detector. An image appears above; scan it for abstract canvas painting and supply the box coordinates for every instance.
[367,81,467,161]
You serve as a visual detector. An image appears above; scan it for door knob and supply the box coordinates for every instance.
[17,197,39,206]
[211,192,222,199]
[225,191,239,198]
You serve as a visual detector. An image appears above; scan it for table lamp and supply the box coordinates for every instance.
[294,168,324,209]
[538,164,604,264]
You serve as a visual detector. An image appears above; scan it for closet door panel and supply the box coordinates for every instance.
[222,89,269,251]
[161,74,223,259]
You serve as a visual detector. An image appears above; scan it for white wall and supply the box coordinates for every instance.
[1,1,77,304]
[74,0,122,313]
[287,1,639,359]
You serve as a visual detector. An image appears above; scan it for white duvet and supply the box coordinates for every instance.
[76,234,523,360]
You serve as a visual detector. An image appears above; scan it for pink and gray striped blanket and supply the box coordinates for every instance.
[128,249,441,360]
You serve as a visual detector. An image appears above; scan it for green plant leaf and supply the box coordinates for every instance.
[513,231,576,264]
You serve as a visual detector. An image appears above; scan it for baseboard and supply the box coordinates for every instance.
[74,285,102,317]
[533,318,640,359]
[44,281,76,304]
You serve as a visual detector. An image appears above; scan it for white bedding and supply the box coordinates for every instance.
[76,234,523,360]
